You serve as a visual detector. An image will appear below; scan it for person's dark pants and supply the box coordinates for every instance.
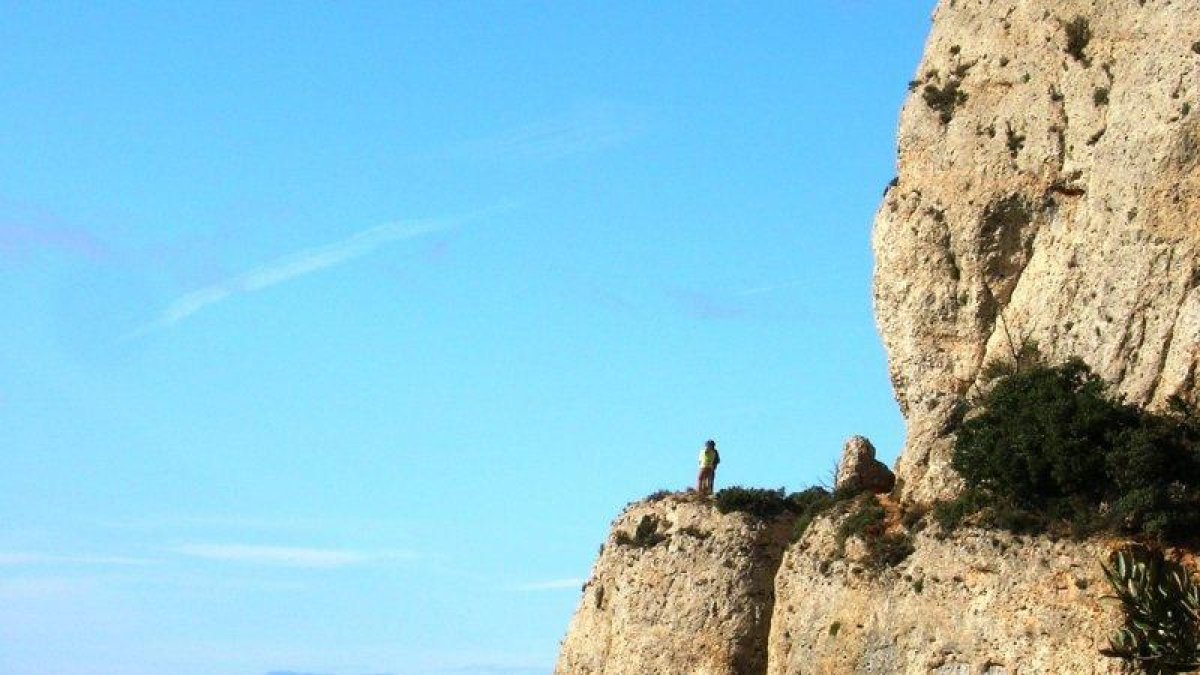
[697,467,715,495]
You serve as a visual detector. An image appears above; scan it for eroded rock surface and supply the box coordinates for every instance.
[768,520,1125,675]
[875,0,1200,502]
[558,2,1200,672]
[554,494,796,675]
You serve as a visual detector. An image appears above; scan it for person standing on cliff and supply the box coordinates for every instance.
[697,439,720,496]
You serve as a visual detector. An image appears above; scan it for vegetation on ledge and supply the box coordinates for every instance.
[713,485,856,543]
[940,347,1200,546]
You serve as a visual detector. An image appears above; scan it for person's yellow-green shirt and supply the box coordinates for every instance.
[699,447,718,469]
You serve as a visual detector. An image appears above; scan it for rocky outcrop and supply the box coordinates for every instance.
[834,436,895,495]
[558,2,1200,673]
[874,0,1200,502]
[767,518,1124,675]
[557,495,1131,675]
[554,494,796,675]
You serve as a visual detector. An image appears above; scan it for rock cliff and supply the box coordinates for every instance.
[767,514,1123,675]
[554,494,797,675]
[557,0,1200,672]
[557,494,1126,675]
[875,0,1200,502]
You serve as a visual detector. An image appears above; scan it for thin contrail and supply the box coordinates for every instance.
[128,205,511,337]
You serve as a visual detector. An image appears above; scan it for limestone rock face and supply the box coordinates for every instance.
[557,3,1200,673]
[834,436,896,495]
[554,494,796,675]
[767,522,1126,675]
[874,0,1200,502]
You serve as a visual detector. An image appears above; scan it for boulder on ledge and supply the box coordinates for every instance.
[834,435,895,495]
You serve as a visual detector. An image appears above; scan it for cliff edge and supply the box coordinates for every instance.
[877,0,1200,502]
[556,0,1200,672]
[554,494,797,675]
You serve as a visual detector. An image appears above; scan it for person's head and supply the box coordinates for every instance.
[705,439,716,449]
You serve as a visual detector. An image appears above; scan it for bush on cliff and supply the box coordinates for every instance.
[788,486,836,540]
[614,514,667,548]
[835,493,914,569]
[712,485,842,542]
[714,486,796,519]
[948,353,1200,544]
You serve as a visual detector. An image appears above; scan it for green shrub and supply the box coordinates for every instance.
[834,494,914,569]
[932,489,986,531]
[714,485,863,544]
[714,486,793,519]
[922,78,967,124]
[872,533,915,568]
[836,495,886,552]
[954,356,1122,506]
[1100,547,1200,673]
[644,489,674,503]
[789,486,835,540]
[900,503,929,531]
[949,355,1200,544]
[614,514,667,548]
[1005,123,1026,159]
[1065,16,1092,64]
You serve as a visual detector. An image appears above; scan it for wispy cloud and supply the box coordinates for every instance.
[440,103,646,162]
[732,279,807,297]
[129,213,482,336]
[0,552,154,566]
[172,544,416,569]
[509,577,586,592]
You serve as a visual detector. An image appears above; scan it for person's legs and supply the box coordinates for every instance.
[707,469,716,494]
[697,467,707,494]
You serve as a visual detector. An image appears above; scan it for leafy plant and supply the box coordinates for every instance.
[614,514,667,548]
[1005,123,1026,158]
[714,486,794,519]
[834,494,913,568]
[922,78,967,124]
[715,485,843,533]
[954,357,1121,507]
[644,489,674,503]
[1101,548,1200,673]
[836,494,886,551]
[1065,16,1092,64]
[871,533,915,568]
[948,352,1200,544]
[789,486,835,541]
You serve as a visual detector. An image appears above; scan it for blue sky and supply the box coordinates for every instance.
[0,2,933,674]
